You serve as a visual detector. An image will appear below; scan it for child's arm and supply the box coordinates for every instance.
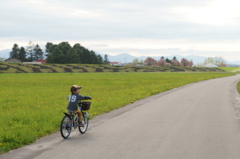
[79,95,91,100]
[84,96,91,100]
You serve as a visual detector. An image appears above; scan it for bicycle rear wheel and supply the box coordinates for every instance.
[60,116,72,139]
[79,112,89,134]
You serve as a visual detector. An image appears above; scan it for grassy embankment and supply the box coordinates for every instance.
[0,72,235,154]
[0,63,227,73]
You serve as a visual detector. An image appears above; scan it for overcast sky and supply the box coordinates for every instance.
[1,0,240,61]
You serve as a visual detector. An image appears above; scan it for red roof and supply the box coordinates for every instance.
[36,59,46,64]
[109,62,119,64]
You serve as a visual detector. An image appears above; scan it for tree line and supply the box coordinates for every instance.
[8,41,109,64]
[133,56,194,66]
[9,41,44,62]
[133,56,227,67]
[45,42,108,64]
[202,57,227,67]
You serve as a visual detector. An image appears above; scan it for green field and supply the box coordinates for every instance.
[0,72,235,153]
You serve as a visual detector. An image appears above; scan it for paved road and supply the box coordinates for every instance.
[2,74,240,159]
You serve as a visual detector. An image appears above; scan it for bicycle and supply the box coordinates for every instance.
[60,100,91,139]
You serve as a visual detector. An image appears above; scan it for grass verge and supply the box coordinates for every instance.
[237,81,240,94]
[219,67,240,72]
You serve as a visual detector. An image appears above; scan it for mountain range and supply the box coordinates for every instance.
[99,53,240,65]
[1,49,240,66]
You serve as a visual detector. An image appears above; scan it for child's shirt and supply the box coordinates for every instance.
[67,93,88,112]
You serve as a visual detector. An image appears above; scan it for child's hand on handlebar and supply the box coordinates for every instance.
[86,96,92,99]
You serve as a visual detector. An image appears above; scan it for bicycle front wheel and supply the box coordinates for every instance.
[79,112,89,134]
[60,116,72,139]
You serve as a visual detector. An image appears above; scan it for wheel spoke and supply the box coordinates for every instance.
[79,112,89,134]
[60,116,71,138]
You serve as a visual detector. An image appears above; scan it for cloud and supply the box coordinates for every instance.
[171,0,240,25]
[1,0,237,41]
[84,38,240,51]
[80,38,240,61]
[1,0,240,61]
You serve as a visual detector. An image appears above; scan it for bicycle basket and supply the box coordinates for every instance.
[80,102,91,110]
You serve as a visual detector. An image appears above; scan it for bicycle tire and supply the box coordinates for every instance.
[60,115,72,139]
[79,112,89,134]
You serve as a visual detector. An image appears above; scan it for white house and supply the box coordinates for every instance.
[136,63,144,66]
[205,63,218,67]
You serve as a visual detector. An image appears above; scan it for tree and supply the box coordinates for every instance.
[26,41,35,61]
[47,47,66,63]
[45,42,53,57]
[204,56,226,66]
[97,54,103,64]
[9,44,20,59]
[103,54,109,64]
[46,42,103,64]
[188,60,194,67]
[218,61,228,67]
[214,56,226,66]
[132,58,139,63]
[144,57,157,66]
[166,58,171,63]
[73,43,82,49]
[89,50,98,64]
[66,48,80,63]
[171,60,180,66]
[132,58,139,66]
[82,48,91,64]
[173,56,177,61]
[58,42,71,55]
[204,57,214,65]
[19,47,27,62]
[180,58,189,66]
[157,58,166,66]
[33,44,44,60]
[73,43,83,63]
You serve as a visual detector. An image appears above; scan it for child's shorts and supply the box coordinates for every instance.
[69,108,82,115]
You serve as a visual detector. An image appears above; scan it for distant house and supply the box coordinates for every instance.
[136,63,144,66]
[205,63,218,67]
[109,62,119,65]
[4,58,21,63]
[36,59,46,64]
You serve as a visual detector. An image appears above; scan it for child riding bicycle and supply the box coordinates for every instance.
[67,85,91,127]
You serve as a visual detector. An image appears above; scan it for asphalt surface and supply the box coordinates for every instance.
[2,74,240,159]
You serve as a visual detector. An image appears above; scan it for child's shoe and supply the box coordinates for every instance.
[78,121,84,127]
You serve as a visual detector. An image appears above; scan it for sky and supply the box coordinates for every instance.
[1,0,240,61]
